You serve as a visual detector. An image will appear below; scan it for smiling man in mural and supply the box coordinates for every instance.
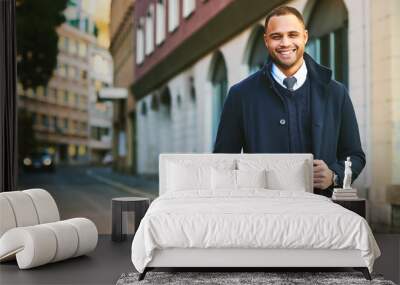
[213,5,365,197]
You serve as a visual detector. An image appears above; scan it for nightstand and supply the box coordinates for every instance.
[111,197,151,242]
[331,198,366,218]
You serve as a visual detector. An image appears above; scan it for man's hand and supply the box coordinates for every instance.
[313,159,333,190]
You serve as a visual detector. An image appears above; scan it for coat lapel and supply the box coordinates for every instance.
[311,80,329,159]
[303,53,332,159]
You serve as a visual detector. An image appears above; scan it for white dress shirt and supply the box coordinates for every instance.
[271,59,308,91]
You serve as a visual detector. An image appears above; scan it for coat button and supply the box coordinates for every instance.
[280,119,286,125]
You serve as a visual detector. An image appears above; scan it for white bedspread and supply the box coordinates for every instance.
[131,190,381,273]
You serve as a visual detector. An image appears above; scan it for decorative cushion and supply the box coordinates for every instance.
[237,159,308,191]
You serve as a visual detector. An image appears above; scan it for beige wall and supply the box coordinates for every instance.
[370,0,400,224]
[110,0,134,39]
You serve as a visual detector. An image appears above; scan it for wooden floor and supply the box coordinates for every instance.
[0,234,399,285]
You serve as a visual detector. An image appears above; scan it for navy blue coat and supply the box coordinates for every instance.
[213,53,366,189]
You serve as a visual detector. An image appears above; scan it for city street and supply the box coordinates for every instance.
[17,166,158,234]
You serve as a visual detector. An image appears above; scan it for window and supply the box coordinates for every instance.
[49,88,57,101]
[64,118,69,130]
[136,18,145,64]
[247,26,268,74]
[141,101,147,116]
[103,128,109,136]
[78,145,86,156]
[306,0,348,87]
[58,36,65,51]
[31,113,37,125]
[69,39,78,55]
[36,86,45,97]
[81,122,87,133]
[306,27,348,86]
[65,65,70,78]
[95,80,102,92]
[53,116,58,129]
[72,120,78,133]
[160,87,172,116]
[57,89,64,103]
[156,0,166,45]
[78,42,88,57]
[26,88,34,97]
[64,91,69,104]
[210,52,228,144]
[182,0,195,18]
[17,82,23,95]
[168,0,179,32]
[189,76,196,102]
[58,64,67,77]
[150,94,159,111]
[42,114,49,128]
[68,91,75,105]
[80,70,87,80]
[69,66,78,80]
[145,4,155,55]
[81,96,87,109]
[91,126,109,140]
[58,36,69,51]
[75,94,80,107]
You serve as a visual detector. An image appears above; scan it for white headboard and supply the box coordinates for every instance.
[159,153,313,195]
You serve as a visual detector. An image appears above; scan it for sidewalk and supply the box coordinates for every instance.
[87,167,159,199]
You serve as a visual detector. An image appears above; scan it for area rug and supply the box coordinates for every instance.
[116,271,396,285]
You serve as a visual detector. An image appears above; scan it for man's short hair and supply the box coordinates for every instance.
[264,6,305,31]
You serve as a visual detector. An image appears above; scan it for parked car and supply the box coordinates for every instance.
[102,153,113,165]
[22,151,55,172]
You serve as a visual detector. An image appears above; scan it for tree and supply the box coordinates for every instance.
[16,0,68,90]
[17,109,37,160]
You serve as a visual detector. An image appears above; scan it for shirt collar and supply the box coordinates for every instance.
[271,59,308,91]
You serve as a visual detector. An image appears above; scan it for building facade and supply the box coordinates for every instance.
[132,0,400,225]
[109,0,137,173]
[88,46,114,164]
[18,0,114,165]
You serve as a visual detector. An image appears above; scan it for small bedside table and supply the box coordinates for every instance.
[331,198,366,218]
[111,197,151,242]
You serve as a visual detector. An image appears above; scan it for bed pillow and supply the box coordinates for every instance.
[236,169,267,189]
[211,169,268,190]
[211,168,236,190]
[166,162,211,191]
[266,168,307,191]
[237,159,309,191]
[166,159,235,192]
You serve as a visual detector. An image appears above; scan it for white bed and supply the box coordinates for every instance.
[131,154,381,280]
